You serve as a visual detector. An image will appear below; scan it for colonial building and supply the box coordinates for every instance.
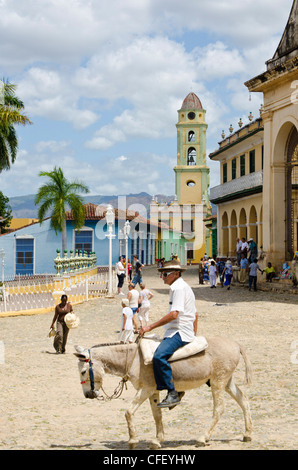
[209,0,298,270]
[151,92,212,263]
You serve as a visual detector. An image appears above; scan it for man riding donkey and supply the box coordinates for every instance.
[139,259,198,409]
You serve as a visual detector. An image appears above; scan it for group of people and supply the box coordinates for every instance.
[116,254,143,294]
[117,253,155,343]
[119,282,154,343]
[199,250,274,292]
[236,237,258,265]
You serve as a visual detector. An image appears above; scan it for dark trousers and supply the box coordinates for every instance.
[54,321,69,353]
[249,275,257,291]
[153,333,188,391]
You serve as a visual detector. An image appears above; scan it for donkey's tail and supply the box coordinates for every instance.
[239,344,253,386]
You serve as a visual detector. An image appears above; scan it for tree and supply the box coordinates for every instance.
[0,78,32,172]
[0,191,12,234]
[35,167,90,253]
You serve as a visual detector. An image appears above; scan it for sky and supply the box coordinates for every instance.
[0,0,293,201]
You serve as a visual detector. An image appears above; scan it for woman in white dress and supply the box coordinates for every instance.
[138,283,154,327]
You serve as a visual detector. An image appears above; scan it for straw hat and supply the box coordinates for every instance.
[48,327,56,338]
[157,259,186,272]
[121,298,129,307]
[64,313,80,329]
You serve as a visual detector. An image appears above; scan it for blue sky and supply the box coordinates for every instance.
[0,0,293,199]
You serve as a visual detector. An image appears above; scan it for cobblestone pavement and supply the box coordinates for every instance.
[0,266,297,450]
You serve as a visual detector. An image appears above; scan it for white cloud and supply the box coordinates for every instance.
[35,140,71,153]
[17,67,99,129]
[0,0,293,199]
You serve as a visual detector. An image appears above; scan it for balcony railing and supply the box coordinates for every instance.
[210,170,263,202]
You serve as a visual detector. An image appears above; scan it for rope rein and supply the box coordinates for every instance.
[95,335,142,401]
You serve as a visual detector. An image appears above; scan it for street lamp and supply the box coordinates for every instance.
[105,205,115,296]
[123,220,131,279]
[0,249,6,312]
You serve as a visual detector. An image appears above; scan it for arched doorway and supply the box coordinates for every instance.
[230,210,237,255]
[249,205,258,245]
[286,127,298,258]
[239,208,247,240]
[222,212,229,256]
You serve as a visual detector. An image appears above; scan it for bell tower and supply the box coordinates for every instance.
[174,92,210,206]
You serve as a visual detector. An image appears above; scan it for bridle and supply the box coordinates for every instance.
[79,338,141,401]
[79,349,99,398]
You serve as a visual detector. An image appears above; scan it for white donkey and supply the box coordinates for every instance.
[74,336,253,449]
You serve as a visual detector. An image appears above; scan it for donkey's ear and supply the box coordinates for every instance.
[74,345,88,359]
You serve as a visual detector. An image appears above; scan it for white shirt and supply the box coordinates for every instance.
[121,307,134,330]
[129,289,139,308]
[163,277,196,342]
[209,265,217,276]
[117,261,125,273]
[139,288,152,307]
[241,241,249,251]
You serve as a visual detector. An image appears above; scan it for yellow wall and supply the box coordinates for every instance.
[9,218,38,230]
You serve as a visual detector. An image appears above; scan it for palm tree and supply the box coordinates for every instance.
[0,78,32,172]
[35,167,90,253]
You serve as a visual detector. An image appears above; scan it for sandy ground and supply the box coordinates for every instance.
[0,266,297,451]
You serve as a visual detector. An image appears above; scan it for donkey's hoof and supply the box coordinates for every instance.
[243,435,252,442]
[150,439,161,450]
[128,439,139,450]
[196,438,206,447]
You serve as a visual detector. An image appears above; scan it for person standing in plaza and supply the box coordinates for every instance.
[138,282,154,327]
[132,255,144,286]
[216,258,226,287]
[248,258,263,291]
[139,260,197,409]
[50,295,73,354]
[127,282,139,316]
[198,258,204,285]
[208,260,217,288]
[248,238,258,263]
[240,237,249,258]
[236,238,242,266]
[222,259,233,290]
[239,253,249,284]
[119,299,138,343]
[116,256,125,295]
[127,259,132,281]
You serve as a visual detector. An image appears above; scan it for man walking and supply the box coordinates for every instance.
[132,254,144,286]
[139,260,197,408]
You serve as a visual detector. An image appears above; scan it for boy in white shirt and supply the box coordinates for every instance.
[208,260,217,288]
[119,299,138,343]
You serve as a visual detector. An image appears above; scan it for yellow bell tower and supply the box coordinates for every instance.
[173,92,211,262]
[174,92,210,205]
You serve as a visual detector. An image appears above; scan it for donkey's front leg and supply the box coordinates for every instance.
[149,392,164,449]
[125,388,151,450]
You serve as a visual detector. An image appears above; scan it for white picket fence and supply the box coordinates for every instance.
[0,268,117,313]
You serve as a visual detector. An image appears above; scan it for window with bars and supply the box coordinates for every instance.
[240,154,245,177]
[223,163,227,183]
[75,230,93,254]
[249,150,255,173]
[232,158,237,180]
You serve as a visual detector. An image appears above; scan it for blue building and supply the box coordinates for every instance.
[0,203,156,280]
